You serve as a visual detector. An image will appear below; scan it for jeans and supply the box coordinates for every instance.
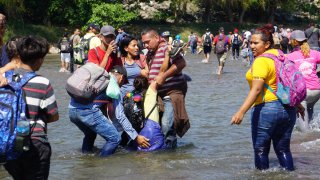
[232,44,240,59]
[190,45,197,54]
[69,107,121,157]
[161,96,177,148]
[251,100,296,171]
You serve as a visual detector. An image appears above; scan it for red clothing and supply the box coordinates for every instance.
[213,34,231,44]
[88,46,122,72]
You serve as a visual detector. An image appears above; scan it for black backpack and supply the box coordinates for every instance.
[232,34,241,45]
[203,34,212,46]
[59,37,71,53]
[123,91,145,132]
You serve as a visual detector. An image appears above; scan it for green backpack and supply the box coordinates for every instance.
[73,36,94,65]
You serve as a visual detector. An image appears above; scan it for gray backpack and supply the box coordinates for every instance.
[65,62,110,104]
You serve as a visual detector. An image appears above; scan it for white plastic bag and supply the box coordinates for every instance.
[106,75,120,99]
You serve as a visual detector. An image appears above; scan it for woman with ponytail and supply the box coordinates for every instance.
[287,30,320,132]
[231,24,304,171]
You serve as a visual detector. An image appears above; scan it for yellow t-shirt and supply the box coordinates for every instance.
[246,49,278,106]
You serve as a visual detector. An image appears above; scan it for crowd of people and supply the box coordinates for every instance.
[1,10,320,179]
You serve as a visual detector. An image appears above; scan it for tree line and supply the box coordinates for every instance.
[0,0,319,29]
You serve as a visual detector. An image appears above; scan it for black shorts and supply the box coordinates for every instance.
[4,139,51,180]
[203,45,212,54]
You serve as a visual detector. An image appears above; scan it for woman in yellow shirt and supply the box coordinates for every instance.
[231,24,304,171]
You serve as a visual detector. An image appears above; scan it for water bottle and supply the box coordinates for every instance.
[15,113,30,152]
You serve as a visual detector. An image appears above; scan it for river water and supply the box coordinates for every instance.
[1,53,320,180]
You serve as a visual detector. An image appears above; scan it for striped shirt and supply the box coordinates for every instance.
[148,42,186,93]
[15,69,58,143]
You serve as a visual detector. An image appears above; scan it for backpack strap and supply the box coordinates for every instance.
[145,103,158,120]
[8,71,37,90]
[307,28,317,40]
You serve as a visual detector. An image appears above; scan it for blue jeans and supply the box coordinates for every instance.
[190,45,197,54]
[251,100,296,171]
[161,96,177,148]
[69,107,121,157]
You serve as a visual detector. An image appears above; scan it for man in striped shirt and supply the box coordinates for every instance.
[4,36,59,180]
[141,29,189,149]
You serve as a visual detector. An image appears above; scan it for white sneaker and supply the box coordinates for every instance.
[201,59,208,63]
[59,68,64,72]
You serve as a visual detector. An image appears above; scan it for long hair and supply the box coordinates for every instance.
[291,39,310,58]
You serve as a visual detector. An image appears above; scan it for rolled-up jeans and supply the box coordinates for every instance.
[69,107,121,157]
[251,100,296,171]
[161,96,177,148]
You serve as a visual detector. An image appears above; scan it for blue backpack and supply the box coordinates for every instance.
[0,71,36,164]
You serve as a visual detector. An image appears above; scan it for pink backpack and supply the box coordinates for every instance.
[260,49,306,106]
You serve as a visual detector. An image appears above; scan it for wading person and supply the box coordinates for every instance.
[3,36,59,180]
[231,24,304,171]
[119,35,149,98]
[69,65,150,156]
[141,29,190,149]
[287,30,320,132]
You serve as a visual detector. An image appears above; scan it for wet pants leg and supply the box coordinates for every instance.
[251,101,296,171]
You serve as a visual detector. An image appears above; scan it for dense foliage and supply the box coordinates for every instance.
[0,0,319,43]
[0,0,319,28]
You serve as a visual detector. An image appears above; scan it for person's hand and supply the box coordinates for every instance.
[105,40,116,56]
[140,68,149,77]
[231,111,245,125]
[296,103,305,120]
[135,135,150,148]
[0,76,8,87]
[155,72,166,86]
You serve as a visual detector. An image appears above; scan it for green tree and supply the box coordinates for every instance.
[88,3,138,29]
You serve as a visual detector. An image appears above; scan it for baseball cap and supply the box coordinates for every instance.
[111,65,129,84]
[161,31,171,37]
[100,25,116,36]
[290,30,307,41]
[87,23,100,31]
[219,27,224,32]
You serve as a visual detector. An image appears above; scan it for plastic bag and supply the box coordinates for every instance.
[106,75,120,99]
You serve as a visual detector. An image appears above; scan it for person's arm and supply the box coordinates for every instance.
[0,61,18,86]
[139,55,149,78]
[0,61,17,74]
[159,47,170,73]
[155,56,186,85]
[231,79,264,125]
[113,97,150,148]
[47,114,59,123]
[42,82,59,123]
[99,40,116,69]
